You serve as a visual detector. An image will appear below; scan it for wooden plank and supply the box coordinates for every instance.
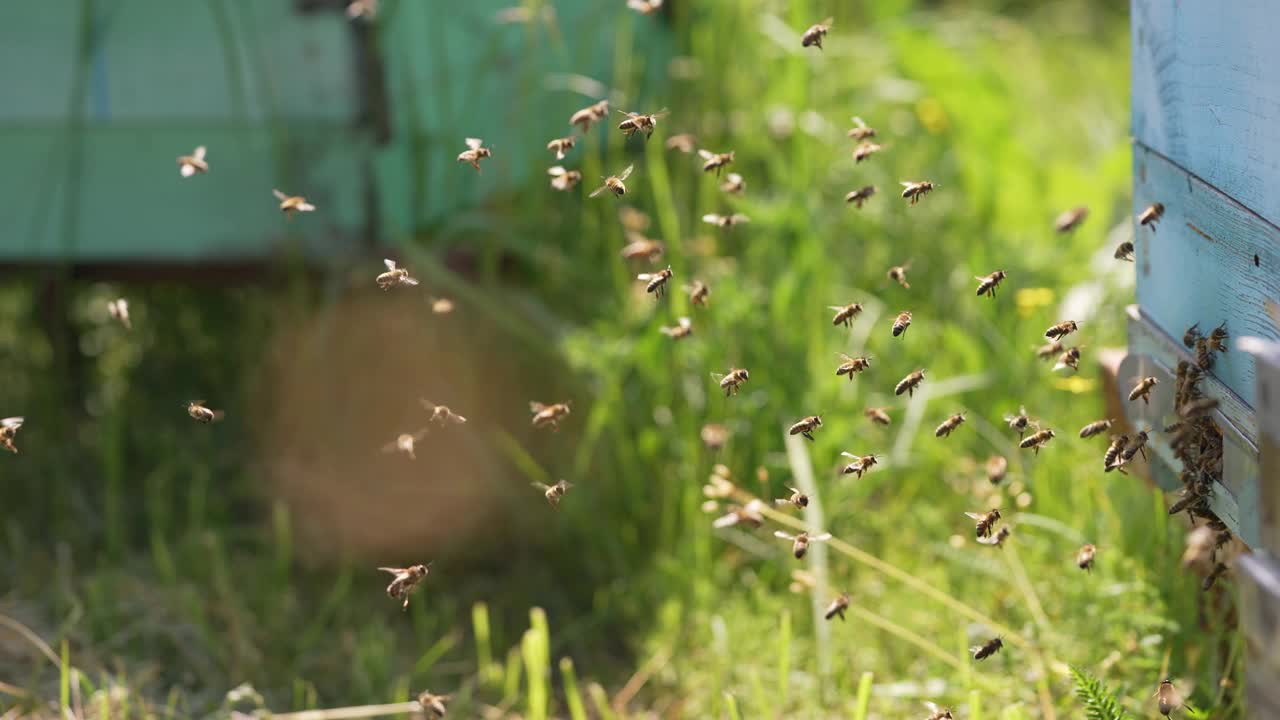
[1131,0,1280,227]
[1132,145,1280,409]
[1246,338,1280,555]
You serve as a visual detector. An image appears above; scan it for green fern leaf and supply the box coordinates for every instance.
[1069,665,1132,720]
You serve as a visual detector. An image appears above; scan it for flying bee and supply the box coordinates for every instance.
[1019,428,1055,454]
[720,172,746,195]
[569,100,609,133]
[1077,543,1097,571]
[186,401,225,424]
[429,297,454,314]
[715,367,750,396]
[835,353,872,380]
[416,690,451,718]
[900,180,935,204]
[934,412,966,438]
[974,270,1007,298]
[377,563,430,610]
[1182,525,1215,567]
[1078,418,1114,439]
[1138,202,1165,232]
[1208,322,1229,353]
[965,509,1001,538]
[712,499,765,529]
[0,417,25,454]
[1103,434,1127,471]
[702,212,751,228]
[456,137,492,172]
[1155,679,1181,718]
[107,298,131,329]
[701,423,730,450]
[845,185,876,208]
[660,316,693,340]
[532,479,574,509]
[801,16,834,49]
[177,145,208,177]
[1044,320,1079,341]
[382,428,429,460]
[789,415,823,441]
[589,164,635,198]
[1179,396,1219,418]
[346,0,377,19]
[846,116,876,140]
[891,311,913,337]
[985,454,1008,484]
[1054,206,1088,233]
[376,258,419,290]
[546,136,576,160]
[547,165,583,191]
[1004,407,1033,438]
[971,637,1003,661]
[840,452,880,479]
[530,401,571,430]
[637,265,673,297]
[616,108,670,140]
[830,302,864,327]
[864,407,891,426]
[1128,376,1159,404]
[420,399,467,427]
[1121,430,1149,462]
[620,233,665,261]
[1054,346,1082,372]
[1114,240,1135,262]
[978,526,1011,548]
[853,141,882,163]
[924,702,954,720]
[686,280,710,306]
[272,188,315,218]
[627,0,665,16]
[1032,341,1062,364]
[823,591,850,621]
[665,133,697,153]
[774,530,831,559]
[887,263,911,289]
[895,369,925,397]
[698,149,735,175]
[776,487,810,509]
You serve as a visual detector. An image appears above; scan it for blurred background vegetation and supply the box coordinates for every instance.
[0,0,1245,718]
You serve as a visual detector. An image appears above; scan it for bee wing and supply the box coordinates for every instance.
[448,413,467,425]
[773,531,795,540]
[402,277,419,286]
[851,116,866,127]
[465,137,483,150]
[652,108,671,118]
[383,258,398,271]
[180,162,196,178]
[774,498,791,506]
[193,145,207,161]
[376,566,405,576]
[588,184,608,198]
[547,165,566,177]
[812,533,832,541]
[1,417,24,429]
[636,273,655,281]
[678,316,691,329]
[702,214,722,224]
[697,149,715,160]
[529,402,548,413]
[731,214,750,223]
[617,163,635,181]
[531,482,552,491]
[840,451,859,459]
[821,16,834,26]
[297,202,316,212]
[712,512,740,529]
[709,371,726,382]
[381,440,400,453]
[899,181,915,188]
[272,188,287,201]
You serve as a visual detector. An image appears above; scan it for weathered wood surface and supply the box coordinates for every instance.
[1131,0,1280,228]
[1249,340,1280,555]
[1132,146,1280,410]
[1238,551,1280,718]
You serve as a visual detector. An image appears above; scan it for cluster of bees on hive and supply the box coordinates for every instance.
[0,2,1227,717]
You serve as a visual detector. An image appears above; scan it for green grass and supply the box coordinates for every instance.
[0,0,1246,718]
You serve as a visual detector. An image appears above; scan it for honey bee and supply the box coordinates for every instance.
[900,181,935,205]
[829,303,864,328]
[1181,525,1215,567]
[1054,346,1082,373]
[844,185,876,208]
[1208,322,1229,353]
[1076,543,1097,571]
[1003,407,1034,438]
[894,369,925,397]
[1044,320,1079,341]
[835,353,872,380]
[774,530,831,559]
[891,311,913,337]
[376,258,419,290]
[824,591,851,621]
[1167,488,1203,517]
[589,164,635,198]
[569,100,610,133]
[378,563,430,610]
[974,270,1007,298]
[853,141,882,163]
[665,133,697,153]
[626,0,664,16]
[840,452,880,478]
[272,189,315,218]
[1035,340,1063,361]
[430,297,455,315]
[1182,322,1202,349]
[978,526,1011,548]
[846,116,876,140]
[660,316,693,340]
[1019,428,1055,454]
[0,417,25,454]
[702,212,750,228]
[1121,430,1149,462]
[616,108,670,140]
[530,401,571,430]
[720,172,746,195]
[107,298,131,329]
[177,145,208,177]
[346,0,377,19]
[935,412,967,438]
[788,415,823,441]
[776,487,810,509]
[420,399,467,427]
[924,702,954,720]
[546,136,576,160]
[971,637,1003,661]
[1103,434,1127,471]
[637,266,673,297]
[416,690,451,718]
[547,165,583,191]
[382,429,429,460]
[712,499,765,529]
[887,263,911,289]
[1128,376,1159,404]
[1138,202,1165,232]
[864,407,891,426]
[965,509,1001,538]
[532,479,574,508]
[698,149,735,175]
[685,280,710,306]
[985,455,1008,484]
[619,233,665,262]
[1178,397,1219,419]
[715,368,750,396]
[186,401,225,424]
[456,137,492,172]
[701,422,731,450]
[619,206,651,232]
[1114,240,1135,262]
[1053,206,1088,233]
[1078,418,1114,439]
[800,17,834,50]
[1154,679,1181,718]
